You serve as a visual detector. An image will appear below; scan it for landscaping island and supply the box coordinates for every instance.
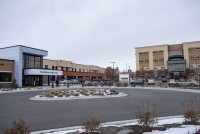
[30,89,127,101]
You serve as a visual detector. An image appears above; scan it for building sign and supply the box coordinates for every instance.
[24,69,63,76]
[119,73,130,84]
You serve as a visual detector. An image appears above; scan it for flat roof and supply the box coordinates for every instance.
[135,41,200,49]
[0,58,15,62]
[0,45,48,52]
[182,41,200,44]
[135,44,168,49]
[44,59,105,69]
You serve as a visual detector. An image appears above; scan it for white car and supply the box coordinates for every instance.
[177,79,199,87]
[59,80,70,84]
[148,79,155,85]
[169,79,176,84]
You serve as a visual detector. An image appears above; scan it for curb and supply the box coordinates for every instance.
[29,93,128,101]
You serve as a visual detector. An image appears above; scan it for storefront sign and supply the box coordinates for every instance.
[24,69,63,76]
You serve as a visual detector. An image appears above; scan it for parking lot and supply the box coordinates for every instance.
[0,87,200,133]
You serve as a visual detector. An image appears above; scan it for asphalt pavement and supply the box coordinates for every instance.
[0,87,200,133]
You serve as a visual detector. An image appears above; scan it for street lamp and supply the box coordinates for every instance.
[110,62,116,81]
[126,63,129,72]
[195,57,199,83]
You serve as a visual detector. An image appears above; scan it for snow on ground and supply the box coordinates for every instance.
[144,125,200,134]
[32,116,200,134]
[156,117,184,125]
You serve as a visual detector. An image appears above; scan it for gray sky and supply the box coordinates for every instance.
[0,0,200,71]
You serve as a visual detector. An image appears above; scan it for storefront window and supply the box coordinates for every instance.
[0,72,12,82]
[23,54,43,69]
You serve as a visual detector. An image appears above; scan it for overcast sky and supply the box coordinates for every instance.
[0,0,200,71]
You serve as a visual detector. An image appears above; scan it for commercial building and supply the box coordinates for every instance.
[135,41,200,80]
[0,45,62,87]
[0,59,15,87]
[0,45,105,87]
[43,59,105,84]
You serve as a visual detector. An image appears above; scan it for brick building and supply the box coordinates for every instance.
[135,41,200,80]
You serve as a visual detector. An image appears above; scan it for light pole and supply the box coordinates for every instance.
[110,62,116,81]
[126,63,129,72]
[195,57,199,83]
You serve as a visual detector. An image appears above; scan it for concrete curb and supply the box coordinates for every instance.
[29,93,128,101]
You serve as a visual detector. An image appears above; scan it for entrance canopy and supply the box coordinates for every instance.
[24,69,63,76]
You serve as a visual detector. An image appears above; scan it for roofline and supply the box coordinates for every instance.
[135,41,200,49]
[182,41,200,44]
[135,44,168,49]
[0,58,15,62]
[44,59,105,69]
[0,45,48,52]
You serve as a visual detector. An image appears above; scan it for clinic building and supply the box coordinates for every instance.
[0,45,62,87]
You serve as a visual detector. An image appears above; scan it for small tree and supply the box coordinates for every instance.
[5,119,31,134]
[182,97,200,125]
[10,79,18,89]
[83,117,101,133]
[136,102,157,128]
[184,110,200,125]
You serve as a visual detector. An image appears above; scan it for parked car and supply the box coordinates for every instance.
[168,79,176,85]
[69,79,80,84]
[110,89,119,95]
[147,79,155,85]
[176,79,199,87]
[130,78,144,86]
[59,79,70,84]
[92,78,101,82]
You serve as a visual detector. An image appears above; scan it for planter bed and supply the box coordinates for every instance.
[30,89,127,101]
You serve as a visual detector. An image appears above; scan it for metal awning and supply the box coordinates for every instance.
[24,69,63,76]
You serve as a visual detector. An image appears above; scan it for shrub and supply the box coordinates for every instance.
[88,82,93,86]
[116,82,122,87]
[82,92,89,96]
[90,91,98,96]
[182,97,200,125]
[136,102,157,127]
[84,82,93,87]
[51,91,59,96]
[184,110,200,125]
[97,92,104,96]
[104,81,108,86]
[5,119,31,134]
[65,93,71,97]
[136,111,157,127]
[74,93,80,96]
[93,82,98,87]
[99,82,104,87]
[158,82,162,87]
[49,94,54,98]
[108,81,113,87]
[10,79,18,89]
[57,93,63,97]
[123,82,128,87]
[83,117,101,133]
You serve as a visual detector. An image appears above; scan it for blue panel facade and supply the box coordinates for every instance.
[0,45,48,87]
